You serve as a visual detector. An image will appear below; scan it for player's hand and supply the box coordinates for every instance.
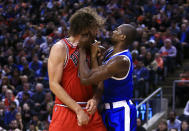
[76,109,89,126]
[91,40,100,58]
[86,99,97,115]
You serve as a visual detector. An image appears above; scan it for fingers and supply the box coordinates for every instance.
[86,101,90,110]
[77,110,89,126]
[87,102,94,112]
[92,40,101,47]
[86,101,97,115]
[78,121,82,126]
[86,100,94,112]
[88,107,96,115]
[77,116,89,126]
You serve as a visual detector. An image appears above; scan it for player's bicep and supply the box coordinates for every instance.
[107,56,130,74]
[48,44,66,84]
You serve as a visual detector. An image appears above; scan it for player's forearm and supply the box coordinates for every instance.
[91,56,98,69]
[92,81,104,104]
[49,82,82,114]
[79,48,92,80]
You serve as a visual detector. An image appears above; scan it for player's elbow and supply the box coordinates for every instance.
[49,81,58,91]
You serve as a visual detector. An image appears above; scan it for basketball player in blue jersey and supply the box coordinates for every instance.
[78,24,137,131]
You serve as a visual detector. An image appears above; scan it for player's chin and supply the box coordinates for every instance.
[111,37,117,44]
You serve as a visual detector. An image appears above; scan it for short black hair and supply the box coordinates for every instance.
[121,24,137,46]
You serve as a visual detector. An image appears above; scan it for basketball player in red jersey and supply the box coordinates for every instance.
[48,7,106,131]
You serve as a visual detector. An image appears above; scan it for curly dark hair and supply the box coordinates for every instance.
[69,7,105,36]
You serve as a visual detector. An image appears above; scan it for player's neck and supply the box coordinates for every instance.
[112,42,128,55]
[68,36,80,46]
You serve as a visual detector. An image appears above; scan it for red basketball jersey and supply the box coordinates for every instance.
[55,38,93,104]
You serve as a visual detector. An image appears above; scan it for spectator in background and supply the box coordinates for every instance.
[169,21,180,36]
[147,39,159,56]
[15,75,29,93]
[139,46,147,61]
[2,89,19,110]
[31,83,45,113]
[4,101,18,128]
[179,23,189,58]
[35,27,46,46]
[20,92,34,110]
[136,118,146,131]
[17,56,28,72]
[9,119,20,131]
[40,92,53,121]
[181,121,189,131]
[15,112,23,130]
[29,54,42,73]
[21,62,35,82]
[0,85,8,100]
[144,51,158,89]
[156,119,168,131]
[169,128,178,131]
[131,41,140,54]
[167,111,181,131]
[1,76,14,91]
[10,68,21,89]
[133,60,149,97]
[172,33,183,67]
[29,113,43,131]
[23,31,35,51]
[0,101,5,129]
[155,53,164,80]
[29,122,37,131]
[36,59,49,88]
[40,36,53,56]
[132,50,139,69]
[159,38,177,73]
[16,82,33,103]
[7,55,18,71]
[22,103,33,130]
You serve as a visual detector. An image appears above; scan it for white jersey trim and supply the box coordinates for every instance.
[105,49,128,64]
[111,49,128,57]
[104,100,131,131]
[111,55,131,80]
[62,40,69,69]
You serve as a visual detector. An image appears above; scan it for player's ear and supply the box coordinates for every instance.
[120,34,126,41]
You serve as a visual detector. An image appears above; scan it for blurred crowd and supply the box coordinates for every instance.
[1,0,189,130]
[137,109,189,131]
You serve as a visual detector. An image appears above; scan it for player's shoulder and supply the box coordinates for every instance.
[110,55,130,64]
[51,39,67,53]
[49,39,67,58]
[52,39,66,49]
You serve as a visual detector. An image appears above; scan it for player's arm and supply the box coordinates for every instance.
[48,42,83,115]
[85,44,104,115]
[79,48,130,85]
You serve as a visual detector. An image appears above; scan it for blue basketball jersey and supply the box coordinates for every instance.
[103,49,134,103]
